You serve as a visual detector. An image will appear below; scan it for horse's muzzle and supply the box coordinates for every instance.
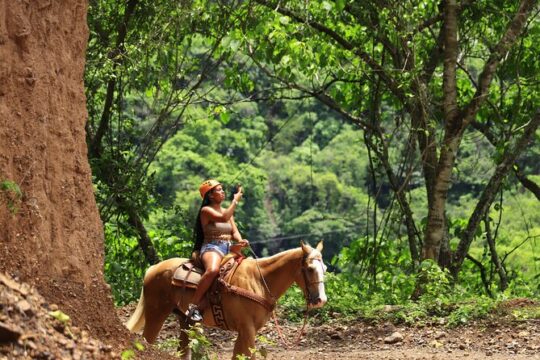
[308,295,327,309]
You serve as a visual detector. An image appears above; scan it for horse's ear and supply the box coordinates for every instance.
[301,240,310,253]
[316,241,323,252]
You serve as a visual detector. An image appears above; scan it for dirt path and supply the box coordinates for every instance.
[265,348,538,360]
[207,323,540,360]
[138,304,540,360]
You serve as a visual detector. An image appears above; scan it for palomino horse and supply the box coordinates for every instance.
[125,241,327,359]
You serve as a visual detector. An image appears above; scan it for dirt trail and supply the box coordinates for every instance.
[212,320,540,360]
[117,302,540,360]
[266,348,538,360]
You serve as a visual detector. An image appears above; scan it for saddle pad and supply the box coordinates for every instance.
[172,261,204,288]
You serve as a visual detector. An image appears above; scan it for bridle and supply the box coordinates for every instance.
[249,246,325,308]
[300,252,326,306]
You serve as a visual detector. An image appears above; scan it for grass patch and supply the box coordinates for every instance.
[0,179,22,214]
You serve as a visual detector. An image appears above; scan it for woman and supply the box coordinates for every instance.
[186,179,249,322]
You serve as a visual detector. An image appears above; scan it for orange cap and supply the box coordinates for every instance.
[199,179,221,199]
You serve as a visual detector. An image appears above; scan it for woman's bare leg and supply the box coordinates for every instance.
[191,251,222,305]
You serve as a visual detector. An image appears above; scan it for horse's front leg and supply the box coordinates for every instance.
[176,311,193,360]
[233,326,256,360]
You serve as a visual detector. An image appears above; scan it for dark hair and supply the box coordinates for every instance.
[193,191,212,252]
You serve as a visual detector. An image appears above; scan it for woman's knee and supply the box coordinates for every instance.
[205,267,220,277]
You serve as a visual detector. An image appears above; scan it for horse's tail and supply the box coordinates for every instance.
[125,287,146,333]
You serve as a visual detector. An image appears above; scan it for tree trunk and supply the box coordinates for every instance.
[422,0,460,261]
[422,0,537,264]
[409,80,438,208]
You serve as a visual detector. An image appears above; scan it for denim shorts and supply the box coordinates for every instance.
[200,240,230,257]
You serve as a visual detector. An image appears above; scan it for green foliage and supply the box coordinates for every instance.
[510,304,540,321]
[48,310,70,324]
[277,262,526,328]
[446,297,496,327]
[184,323,216,360]
[276,239,538,326]
[103,205,194,304]
[120,350,135,360]
[0,180,22,197]
[417,260,452,305]
[103,223,146,305]
[120,341,145,360]
[0,179,22,214]
[87,0,540,314]
[333,235,417,302]
[155,338,182,357]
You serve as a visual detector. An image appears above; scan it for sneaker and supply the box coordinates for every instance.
[185,303,202,322]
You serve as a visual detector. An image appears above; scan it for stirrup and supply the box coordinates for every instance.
[185,303,202,322]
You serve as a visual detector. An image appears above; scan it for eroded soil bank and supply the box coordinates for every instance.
[0,0,126,346]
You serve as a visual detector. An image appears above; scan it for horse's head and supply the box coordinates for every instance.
[296,241,327,309]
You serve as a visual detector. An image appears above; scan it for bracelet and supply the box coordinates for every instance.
[232,200,238,206]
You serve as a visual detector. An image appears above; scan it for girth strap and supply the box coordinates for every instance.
[217,278,276,312]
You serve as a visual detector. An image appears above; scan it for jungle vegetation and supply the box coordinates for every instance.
[85,0,540,322]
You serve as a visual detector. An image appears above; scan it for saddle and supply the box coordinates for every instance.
[171,252,241,288]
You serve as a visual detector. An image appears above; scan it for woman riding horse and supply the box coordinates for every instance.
[126,241,327,359]
[187,179,249,321]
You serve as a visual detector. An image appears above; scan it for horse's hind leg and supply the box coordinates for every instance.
[142,302,171,344]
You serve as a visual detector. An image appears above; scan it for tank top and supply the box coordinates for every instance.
[203,221,233,242]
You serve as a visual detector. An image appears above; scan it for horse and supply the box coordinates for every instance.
[125,241,327,359]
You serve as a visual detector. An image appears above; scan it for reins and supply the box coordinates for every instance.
[248,246,311,349]
[272,305,310,349]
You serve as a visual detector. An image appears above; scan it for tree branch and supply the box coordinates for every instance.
[465,254,493,297]
[471,120,540,201]
[246,45,373,130]
[514,169,540,200]
[452,109,540,275]
[461,0,538,125]
[502,235,540,264]
[89,0,139,159]
[253,0,408,104]
[484,213,508,291]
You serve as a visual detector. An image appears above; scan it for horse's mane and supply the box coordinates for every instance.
[255,247,303,267]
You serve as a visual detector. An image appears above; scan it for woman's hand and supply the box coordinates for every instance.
[233,186,243,204]
[238,239,249,247]
[230,239,249,254]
